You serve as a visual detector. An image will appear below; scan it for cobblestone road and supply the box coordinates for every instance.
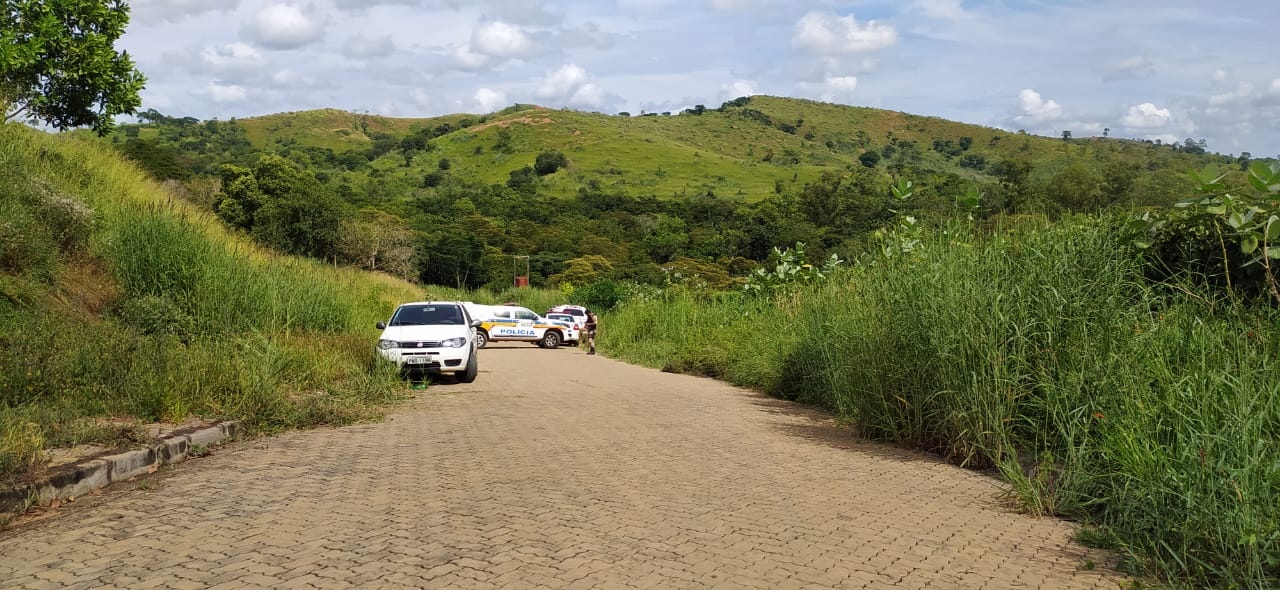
[0,346,1125,589]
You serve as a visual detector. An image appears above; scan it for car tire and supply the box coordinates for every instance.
[474,330,488,349]
[540,330,561,349]
[456,352,478,383]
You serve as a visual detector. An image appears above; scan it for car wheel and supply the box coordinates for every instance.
[541,330,561,349]
[474,330,488,349]
[456,352,478,383]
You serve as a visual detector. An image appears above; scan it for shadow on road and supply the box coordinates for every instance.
[744,393,941,465]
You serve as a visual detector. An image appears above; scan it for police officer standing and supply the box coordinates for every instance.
[584,312,598,355]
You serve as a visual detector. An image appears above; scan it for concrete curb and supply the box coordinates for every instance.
[0,421,241,513]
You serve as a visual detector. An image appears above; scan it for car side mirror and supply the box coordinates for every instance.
[471,319,482,328]
[376,322,386,330]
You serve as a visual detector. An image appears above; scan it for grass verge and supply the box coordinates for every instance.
[602,219,1279,588]
[0,123,426,487]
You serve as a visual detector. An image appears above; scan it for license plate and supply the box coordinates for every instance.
[406,357,430,365]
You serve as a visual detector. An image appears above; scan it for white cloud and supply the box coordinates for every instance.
[1013,88,1062,123]
[343,34,396,59]
[131,0,230,24]
[332,0,419,12]
[453,46,492,69]
[721,79,757,100]
[200,43,264,72]
[272,70,299,85]
[822,76,858,101]
[1102,55,1155,81]
[793,11,897,55]
[1208,82,1255,108]
[450,20,535,69]
[1212,68,1230,83]
[536,64,611,109]
[1122,102,1172,129]
[243,4,323,50]
[470,21,533,59]
[474,88,508,112]
[912,0,970,20]
[538,64,590,98]
[795,75,858,104]
[207,83,248,103]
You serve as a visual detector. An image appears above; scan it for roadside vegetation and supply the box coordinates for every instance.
[0,124,440,487]
[601,171,1280,588]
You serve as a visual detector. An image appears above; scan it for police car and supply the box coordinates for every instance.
[466,304,578,349]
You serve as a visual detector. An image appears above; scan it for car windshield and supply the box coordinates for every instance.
[390,305,464,326]
[562,309,585,317]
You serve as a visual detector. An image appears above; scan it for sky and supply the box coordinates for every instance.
[119,0,1280,157]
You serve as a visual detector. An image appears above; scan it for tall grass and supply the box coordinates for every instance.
[1,123,425,487]
[602,219,1280,588]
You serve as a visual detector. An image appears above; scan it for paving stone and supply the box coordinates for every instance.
[0,347,1126,588]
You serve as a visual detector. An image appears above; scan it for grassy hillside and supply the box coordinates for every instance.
[0,122,440,489]
[235,108,473,153]
[112,96,1228,203]
[100,95,1245,293]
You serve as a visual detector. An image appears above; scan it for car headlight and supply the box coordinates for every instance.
[377,339,397,350]
[442,337,467,348]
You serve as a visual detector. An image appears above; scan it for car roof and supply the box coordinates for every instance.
[397,301,464,307]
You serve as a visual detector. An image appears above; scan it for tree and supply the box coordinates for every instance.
[336,211,417,280]
[798,172,844,227]
[550,255,613,286]
[534,150,567,175]
[418,231,488,289]
[994,158,1036,213]
[858,150,881,168]
[507,165,537,195]
[2,0,146,135]
[1061,130,1072,142]
[1103,127,1110,138]
[215,155,342,259]
[1046,163,1104,212]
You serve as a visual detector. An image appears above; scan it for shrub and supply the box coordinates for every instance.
[573,279,626,311]
[534,150,568,176]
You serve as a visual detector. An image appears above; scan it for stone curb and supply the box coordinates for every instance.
[0,421,242,513]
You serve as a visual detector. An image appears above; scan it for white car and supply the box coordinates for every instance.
[376,301,480,382]
[546,313,582,346]
[546,305,589,332]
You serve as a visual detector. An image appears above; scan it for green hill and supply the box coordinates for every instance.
[99,95,1244,291]
[113,96,1227,203]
